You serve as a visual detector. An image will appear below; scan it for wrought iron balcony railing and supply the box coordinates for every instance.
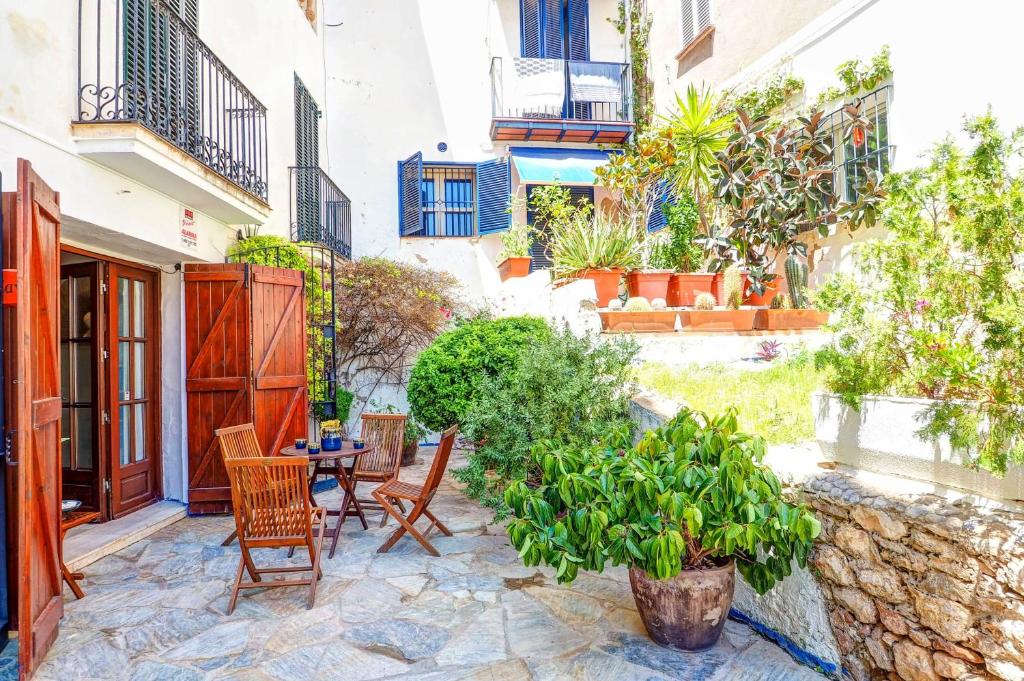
[290,167,352,259]
[490,57,631,123]
[76,0,269,202]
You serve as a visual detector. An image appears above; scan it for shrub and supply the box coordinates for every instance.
[457,326,638,515]
[815,113,1024,474]
[504,408,820,592]
[407,316,551,432]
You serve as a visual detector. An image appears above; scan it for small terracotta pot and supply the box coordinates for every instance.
[754,309,830,331]
[667,272,715,307]
[625,270,673,302]
[745,277,786,307]
[684,309,757,332]
[629,561,736,651]
[579,268,624,308]
[498,256,531,282]
[401,441,418,467]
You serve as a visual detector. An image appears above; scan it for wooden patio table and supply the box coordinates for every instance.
[60,506,100,599]
[281,442,372,558]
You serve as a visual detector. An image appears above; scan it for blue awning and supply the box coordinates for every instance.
[510,147,617,185]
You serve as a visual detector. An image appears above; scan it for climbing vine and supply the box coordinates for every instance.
[614,0,654,134]
[728,71,805,119]
[813,45,892,107]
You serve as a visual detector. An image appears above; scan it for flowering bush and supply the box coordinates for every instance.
[815,113,1024,474]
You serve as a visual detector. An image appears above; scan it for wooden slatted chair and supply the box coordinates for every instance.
[215,423,265,546]
[353,413,407,526]
[224,456,325,614]
[373,425,458,557]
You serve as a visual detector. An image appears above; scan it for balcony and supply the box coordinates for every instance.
[490,57,633,144]
[290,167,352,259]
[74,0,270,224]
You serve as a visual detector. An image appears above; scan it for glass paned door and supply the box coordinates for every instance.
[59,262,105,516]
[107,263,159,517]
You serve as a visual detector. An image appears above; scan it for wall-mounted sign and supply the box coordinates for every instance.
[2,270,16,306]
[180,207,198,250]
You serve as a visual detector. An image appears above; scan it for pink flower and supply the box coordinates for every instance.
[915,299,930,312]
[439,306,452,320]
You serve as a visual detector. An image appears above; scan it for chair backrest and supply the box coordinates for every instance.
[225,457,311,541]
[421,425,458,498]
[355,413,406,477]
[215,423,264,461]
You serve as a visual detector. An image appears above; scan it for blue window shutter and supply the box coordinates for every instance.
[476,159,511,235]
[520,0,541,57]
[398,152,423,236]
[647,182,672,233]
[542,0,564,58]
[567,0,589,60]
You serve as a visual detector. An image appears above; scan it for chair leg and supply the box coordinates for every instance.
[374,494,439,557]
[221,530,238,547]
[227,555,246,615]
[307,521,326,610]
[423,509,452,537]
[239,543,261,583]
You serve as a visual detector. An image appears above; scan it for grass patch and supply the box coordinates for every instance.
[636,355,821,445]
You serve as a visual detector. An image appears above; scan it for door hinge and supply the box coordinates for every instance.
[100,280,108,295]
[102,410,111,425]
[104,479,111,493]
[102,349,109,361]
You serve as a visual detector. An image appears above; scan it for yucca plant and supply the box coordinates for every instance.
[550,212,642,277]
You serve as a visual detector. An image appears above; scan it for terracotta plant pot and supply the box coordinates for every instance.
[599,311,681,333]
[745,277,786,307]
[684,309,757,332]
[498,256,531,282]
[667,272,715,307]
[579,268,624,308]
[401,441,418,467]
[754,309,830,331]
[629,561,736,651]
[625,270,673,302]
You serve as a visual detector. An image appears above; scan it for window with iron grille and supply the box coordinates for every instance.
[420,166,477,238]
[680,0,712,46]
[824,85,893,201]
[399,156,510,238]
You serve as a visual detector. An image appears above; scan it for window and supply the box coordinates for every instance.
[520,0,589,60]
[398,155,511,238]
[824,86,892,201]
[294,75,321,240]
[680,0,712,47]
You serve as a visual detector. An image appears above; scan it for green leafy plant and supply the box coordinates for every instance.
[814,45,892,107]
[458,327,638,515]
[504,408,820,592]
[624,297,652,312]
[404,418,427,447]
[732,71,805,119]
[498,221,533,260]
[595,131,676,232]
[407,316,551,432]
[550,212,641,276]
[815,112,1024,475]
[658,193,704,272]
[613,0,654,133]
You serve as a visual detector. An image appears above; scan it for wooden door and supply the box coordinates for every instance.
[3,160,62,678]
[107,264,160,517]
[250,266,307,459]
[184,264,251,514]
[59,262,105,518]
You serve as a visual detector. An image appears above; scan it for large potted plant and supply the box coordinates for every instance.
[550,212,641,307]
[497,222,533,281]
[650,195,716,307]
[401,418,428,466]
[505,408,820,651]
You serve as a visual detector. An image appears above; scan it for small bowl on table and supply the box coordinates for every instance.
[307,444,321,455]
[352,438,365,450]
[295,438,308,450]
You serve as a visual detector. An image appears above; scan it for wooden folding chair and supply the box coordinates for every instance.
[373,425,458,557]
[215,423,265,546]
[224,456,326,614]
[353,413,407,527]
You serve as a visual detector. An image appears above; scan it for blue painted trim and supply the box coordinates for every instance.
[728,609,841,677]
[423,161,478,168]
[396,160,403,236]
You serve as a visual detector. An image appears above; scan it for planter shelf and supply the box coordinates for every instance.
[600,310,680,333]
[685,309,757,332]
[667,273,715,307]
[754,309,829,331]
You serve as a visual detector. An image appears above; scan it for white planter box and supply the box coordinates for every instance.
[813,393,1024,501]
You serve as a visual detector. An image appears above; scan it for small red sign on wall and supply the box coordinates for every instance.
[2,269,16,306]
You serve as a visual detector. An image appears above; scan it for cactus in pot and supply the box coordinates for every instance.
[784,255,808,309]
[770,293,791,309]
[624,296,653,312]
[723,264,743,310]
[693,292,716,310]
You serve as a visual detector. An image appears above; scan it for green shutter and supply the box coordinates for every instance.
[294,76,321,242]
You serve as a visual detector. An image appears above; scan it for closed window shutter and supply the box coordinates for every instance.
[520,0,541,57]
[647,182,672,233]
[521,0,565,58]
[399,152,424,236]
[527,185,593,270]
[567,0,589,61]
[542,0,564,58]
[696,0,712,34]
[476,159,511,235]
[294,75,321,241]
[681,0,712,45]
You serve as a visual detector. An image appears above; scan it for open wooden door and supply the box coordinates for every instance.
[4,160,63,678]
[250,266,307,460]
[184,264,252,514]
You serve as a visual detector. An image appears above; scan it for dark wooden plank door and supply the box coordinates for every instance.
[184,264,251,514]
[250,266,307,459]
[107,263,160,517]
[59,262,105,519]
[4,160,62,678]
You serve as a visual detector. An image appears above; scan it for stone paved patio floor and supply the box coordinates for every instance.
[39,450,827,680]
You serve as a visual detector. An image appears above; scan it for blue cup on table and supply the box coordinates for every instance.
[352,438,365,450]
[295,438,307,449]
[307,443,321,455]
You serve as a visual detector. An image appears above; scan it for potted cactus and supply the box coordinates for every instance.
[497,222,533,281]
[754,255,829,330]
[687,265,757,331]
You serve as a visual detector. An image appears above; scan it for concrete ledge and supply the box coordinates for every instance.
[65,500,187,572]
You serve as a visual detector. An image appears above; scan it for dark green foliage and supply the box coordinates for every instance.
[504,408,820,592]
[455,328,638,515]
[407,316,551,432]
[658,193,704,272]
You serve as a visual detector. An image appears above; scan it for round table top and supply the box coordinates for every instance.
[280,442,374,461]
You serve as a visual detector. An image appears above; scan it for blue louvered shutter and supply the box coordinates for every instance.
[647,182,673,233]
[567,0,589,60]
[520,0,541,57]
[476,159,511,235]
[542,0,565,58]
[399,152,423,236]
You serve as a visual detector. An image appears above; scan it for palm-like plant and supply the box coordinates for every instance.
[550,212,642,276]
[662,85,734,232]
